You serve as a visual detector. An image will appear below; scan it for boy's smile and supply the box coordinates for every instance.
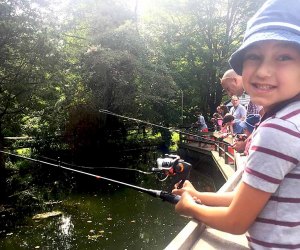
[242,41,300,112]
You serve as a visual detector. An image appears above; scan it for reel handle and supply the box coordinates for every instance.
[177,179,185,189]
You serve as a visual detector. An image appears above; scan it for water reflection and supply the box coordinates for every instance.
[59,215,74,236]
[57,214,74,249]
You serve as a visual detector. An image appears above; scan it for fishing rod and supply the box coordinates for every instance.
[99,109,232,146]
[0,151,191,204]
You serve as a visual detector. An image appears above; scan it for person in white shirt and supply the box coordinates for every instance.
[228,95,246,134]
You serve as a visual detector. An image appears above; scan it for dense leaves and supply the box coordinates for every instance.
[0,0,265,199]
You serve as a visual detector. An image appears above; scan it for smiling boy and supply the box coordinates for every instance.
[172,0,300,249]
[242,41,300,110]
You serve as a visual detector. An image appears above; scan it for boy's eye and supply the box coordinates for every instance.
[243,53,260,61]
[277,55,292,61]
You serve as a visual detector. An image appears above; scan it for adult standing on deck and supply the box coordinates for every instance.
[220,69,264,116]
[221,69,263,151]
[228,95,246,134]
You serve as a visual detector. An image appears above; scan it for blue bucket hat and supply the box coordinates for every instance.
[239,114,261,133]
[229,0,300,75]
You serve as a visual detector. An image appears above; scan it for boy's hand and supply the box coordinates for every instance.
[232,140,247,153]
[172,180,198,197]
[175,192,201,217]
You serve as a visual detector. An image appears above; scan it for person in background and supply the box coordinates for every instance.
[228,95,246,134]
[220,114,234,134]
[173,0,300,248]
[217,104,229,117]
[211,105,229,132]
[220,69,243,98]
[220,69,264,116]
[236,114,261,155]
[219,114,243,138]
[195,112,208,132]
[221,69,264,153]
[211,112,223,131]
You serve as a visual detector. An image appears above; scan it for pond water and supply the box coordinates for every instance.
[0,152,216,250]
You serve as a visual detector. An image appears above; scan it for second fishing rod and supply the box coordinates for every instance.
[99,109,232,147]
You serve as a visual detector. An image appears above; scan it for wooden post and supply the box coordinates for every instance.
[224,144,229,164]
[218,141,222,157]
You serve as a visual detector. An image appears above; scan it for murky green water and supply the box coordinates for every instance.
[0,159,215,250]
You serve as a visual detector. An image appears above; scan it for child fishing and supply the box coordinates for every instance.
[172,0,300,248]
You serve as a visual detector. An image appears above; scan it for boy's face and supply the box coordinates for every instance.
[242,41,300,112]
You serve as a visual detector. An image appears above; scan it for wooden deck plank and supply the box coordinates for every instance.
[211,150,235,180]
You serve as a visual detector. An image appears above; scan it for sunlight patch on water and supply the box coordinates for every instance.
[59,214,74,236]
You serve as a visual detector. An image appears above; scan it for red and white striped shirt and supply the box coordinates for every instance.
[243,101,300,249]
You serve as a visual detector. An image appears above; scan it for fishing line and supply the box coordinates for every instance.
[99,109,231,146]
[37,155,170,182]
[99,166,169,182]
[0,150,183,204]
[100,109,170,131]
[96,167,153,175]
[38,155,94,169]
[38,155,153,174]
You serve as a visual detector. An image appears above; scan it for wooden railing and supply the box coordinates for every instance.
[179,131,235,167]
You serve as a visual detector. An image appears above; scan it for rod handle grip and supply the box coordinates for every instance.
[160,191,202,205]
[160,191,181,204]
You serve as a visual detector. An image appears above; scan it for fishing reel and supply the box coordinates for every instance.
[151,154,192,181]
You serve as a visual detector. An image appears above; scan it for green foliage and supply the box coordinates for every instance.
[0,0,266,195]
[16,148,31,157]
[141,0,265,119]
[0,0,69,139]
[62,0,180,130]
[0,0,266,138]
[170,132,180,151]
[1,0,265,137]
